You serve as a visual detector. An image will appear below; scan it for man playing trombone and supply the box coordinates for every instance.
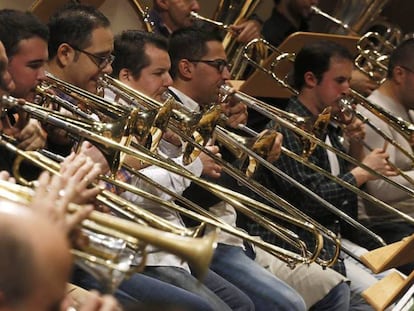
[166,24,352,311]
[358,39,414,250]
[255,40,396,310]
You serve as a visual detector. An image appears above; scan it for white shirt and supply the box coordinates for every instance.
[358,89,414,222]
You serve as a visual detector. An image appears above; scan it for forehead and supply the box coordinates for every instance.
[85,27,114,51]
[204,40,226,58]
[144,43,169,61]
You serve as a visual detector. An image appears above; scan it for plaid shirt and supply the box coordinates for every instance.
[247,97,359,275]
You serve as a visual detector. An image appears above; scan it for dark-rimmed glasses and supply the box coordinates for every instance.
[188,59,229,73]
[70,45,115,69]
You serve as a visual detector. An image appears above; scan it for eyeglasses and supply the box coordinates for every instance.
[188,59,229,73]
[70,45,115,69]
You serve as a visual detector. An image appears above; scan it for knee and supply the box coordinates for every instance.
[311,282,350,311]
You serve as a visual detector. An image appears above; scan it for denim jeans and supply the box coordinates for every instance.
[253,245,350,310]
[143,266,254,311]
[72,266,212,311]
[342,239,395,311]
[210,243,307,311]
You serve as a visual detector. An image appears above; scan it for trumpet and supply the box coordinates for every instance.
[0,95,330,267]
[0,179,218,288]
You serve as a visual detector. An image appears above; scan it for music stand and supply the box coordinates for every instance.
[237,32,359,99]
[360,235,414,310]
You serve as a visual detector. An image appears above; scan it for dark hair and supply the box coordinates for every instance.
[387,38,414,78]
[0,224,34,307]
[48,3,110,59]
[168,24,222,79]
[293,40,353,90]
[112,30,168,79]
[0,9,49,58]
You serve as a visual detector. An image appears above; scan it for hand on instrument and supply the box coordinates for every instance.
[14,119,47,151]
[79,141,110,174]
[0,170,15,183]
[221,100,248,128]
[265,131,283,163]
[352,148,397,185]
[229,19,261,43]
[60,152,102,204]
[343,117,365,142]
[350,69,377,96]
[30,171,94,236]
[61,290,121,311]
[199,142,222,179]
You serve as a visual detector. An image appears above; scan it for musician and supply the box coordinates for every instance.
[262,0,376,96]
[0,29,124,310]
[110,29,255,311]
[254,40,396,309]
[45,4,227,310]
[0,178,121,311]
[149,0,261,44]
[167,25,352,311]
[358,38,414,247]
[0,10,49,177]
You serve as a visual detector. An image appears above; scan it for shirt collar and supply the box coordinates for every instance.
[168,86,200,113]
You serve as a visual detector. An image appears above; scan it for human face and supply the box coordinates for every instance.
[311,57,352,116]
[7,36,47,101]
[163,0,201,31]
[64,27,114,94]
[396,65,414,110]
[126,44,172,101]
[288,0,319,20]
[0,41,15,96]
[190,40,230,106]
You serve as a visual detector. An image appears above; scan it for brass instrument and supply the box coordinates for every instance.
[217,83,414,234]
[190,0,264,79]
[94,76,343,266]
[0,179,218,287]
[0,95,331,267]
[128,0,154,32]
[310,1,394,36]
[354,32,394,84]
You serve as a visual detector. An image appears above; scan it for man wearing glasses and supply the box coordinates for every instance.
[168,24,351,311]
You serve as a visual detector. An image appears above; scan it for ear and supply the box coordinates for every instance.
[178,59,194,80]
[118,68,132,83]
[56,43,75,67]
[303,71,318,88]
[393,65,405,84]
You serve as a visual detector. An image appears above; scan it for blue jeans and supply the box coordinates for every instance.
[72,267,212,311]
[210,243,307,311]
[143,266,254,311]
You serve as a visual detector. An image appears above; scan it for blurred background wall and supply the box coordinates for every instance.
[0,0,412,38]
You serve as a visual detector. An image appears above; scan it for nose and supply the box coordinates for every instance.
[192,1,200,12]
[101,62,113,75]
[164,73,173,87]
[37,66,47,81]
[221,65,231,80]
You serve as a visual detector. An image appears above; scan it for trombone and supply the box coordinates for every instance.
[93,77,346,266]
[0,178,218,287]
[0,96,327,267]
[232,40,414,227]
